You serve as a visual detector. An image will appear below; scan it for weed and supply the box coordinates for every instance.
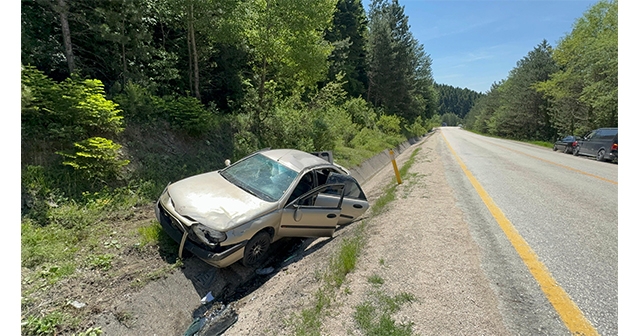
[38,263,76,284]
[86,254,114,271]
[367,274,384,285]
[22,311,68,336]
[74,327,103,336]
[353,290,416,336]
[115,310,134,327]
[137,221,164,246]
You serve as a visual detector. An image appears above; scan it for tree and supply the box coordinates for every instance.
[366,0,435,123]
[324,0,369,98]
[536,0,617,134]
[492,40,558,140]
[435,84,483,119]
[240,0,337,145]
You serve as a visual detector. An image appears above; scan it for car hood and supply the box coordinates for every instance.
[166,171,277,231]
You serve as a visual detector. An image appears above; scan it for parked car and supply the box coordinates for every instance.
[573,128,618,162]
[155,148,370,268]
[553,135,581,154]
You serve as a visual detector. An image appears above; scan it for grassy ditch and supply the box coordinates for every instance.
[288,146,423,336]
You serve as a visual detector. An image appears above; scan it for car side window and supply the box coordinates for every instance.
[315,168,338,186]
[287,172,314,204]
[600,129,616,140]
[291,184,344,208]
[326,173,366,200]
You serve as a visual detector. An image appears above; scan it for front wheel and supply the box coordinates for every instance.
[242,231,271,267]
[553,145,558,151]
[596,149,607,161]
[573,146,580,156]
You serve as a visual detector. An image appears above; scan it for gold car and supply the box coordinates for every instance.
[155,149,369,268]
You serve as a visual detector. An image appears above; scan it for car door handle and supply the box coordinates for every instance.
[353,204,363,209]
[327,213,337,218]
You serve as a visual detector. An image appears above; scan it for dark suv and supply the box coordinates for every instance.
[573,128,618,162]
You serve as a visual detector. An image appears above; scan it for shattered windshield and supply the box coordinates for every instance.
[220,153,298,202]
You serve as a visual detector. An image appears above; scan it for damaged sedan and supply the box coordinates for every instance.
[155,149,369,268]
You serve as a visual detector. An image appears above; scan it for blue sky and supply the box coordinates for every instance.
[362,0,604,93]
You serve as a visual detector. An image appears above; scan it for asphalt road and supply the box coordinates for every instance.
[437,127,618,335]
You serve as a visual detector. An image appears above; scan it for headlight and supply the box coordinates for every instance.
[192,224,227,246]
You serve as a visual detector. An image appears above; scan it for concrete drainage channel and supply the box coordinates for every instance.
[179,133,433,336]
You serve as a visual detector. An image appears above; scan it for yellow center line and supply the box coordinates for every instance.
[441,133,599,336]
[479,137,617,185]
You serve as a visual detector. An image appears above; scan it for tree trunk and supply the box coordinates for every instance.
[56,0,75,74]
[121,13,127,85]
[187,20,193,94]
[189,2,201,100]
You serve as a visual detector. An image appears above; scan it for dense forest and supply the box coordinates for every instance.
[434,83,484,126]
[464,0,617,140]
[21,0,441,210]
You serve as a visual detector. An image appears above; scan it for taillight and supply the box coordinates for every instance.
[611,143,617,150]
[572,141,578,146]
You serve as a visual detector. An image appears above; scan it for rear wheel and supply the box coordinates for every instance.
[573,146,580,156]
[596,149,607,161]
[242,231,271,267]
[553,145,558,151]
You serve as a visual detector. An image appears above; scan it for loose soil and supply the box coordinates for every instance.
[21,132,510,335]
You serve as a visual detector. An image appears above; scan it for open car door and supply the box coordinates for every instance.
[279,184,345,237]
[318,173,369,225]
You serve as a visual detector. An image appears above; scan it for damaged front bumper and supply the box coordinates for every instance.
[155,201,246,268]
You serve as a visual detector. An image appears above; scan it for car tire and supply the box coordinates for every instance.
[563,146,570,154]
[242,231,271,267]
[596,149,607,161]
[553,145,558,151]
[573,146,580,156]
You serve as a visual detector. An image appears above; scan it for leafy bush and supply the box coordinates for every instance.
[376,114,402,134]
[57,137,130,182]
[405,116,428,137]
[155,95,217,136]
[113,82,160,123]
[21,66,124,142]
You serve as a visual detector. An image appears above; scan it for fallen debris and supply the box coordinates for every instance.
[200,292,214,305]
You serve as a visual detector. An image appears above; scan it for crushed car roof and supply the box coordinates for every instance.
[259,149,334,172]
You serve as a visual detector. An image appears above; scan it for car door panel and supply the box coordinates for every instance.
[325,173,370,225]
[278,184,344,237]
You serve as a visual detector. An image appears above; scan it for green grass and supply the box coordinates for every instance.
[354,290,417,336]
[525,140,554,148]
[291,223,367,336]
[367,274,384,285]
[371,147,421,216]
[465,129,554,148]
